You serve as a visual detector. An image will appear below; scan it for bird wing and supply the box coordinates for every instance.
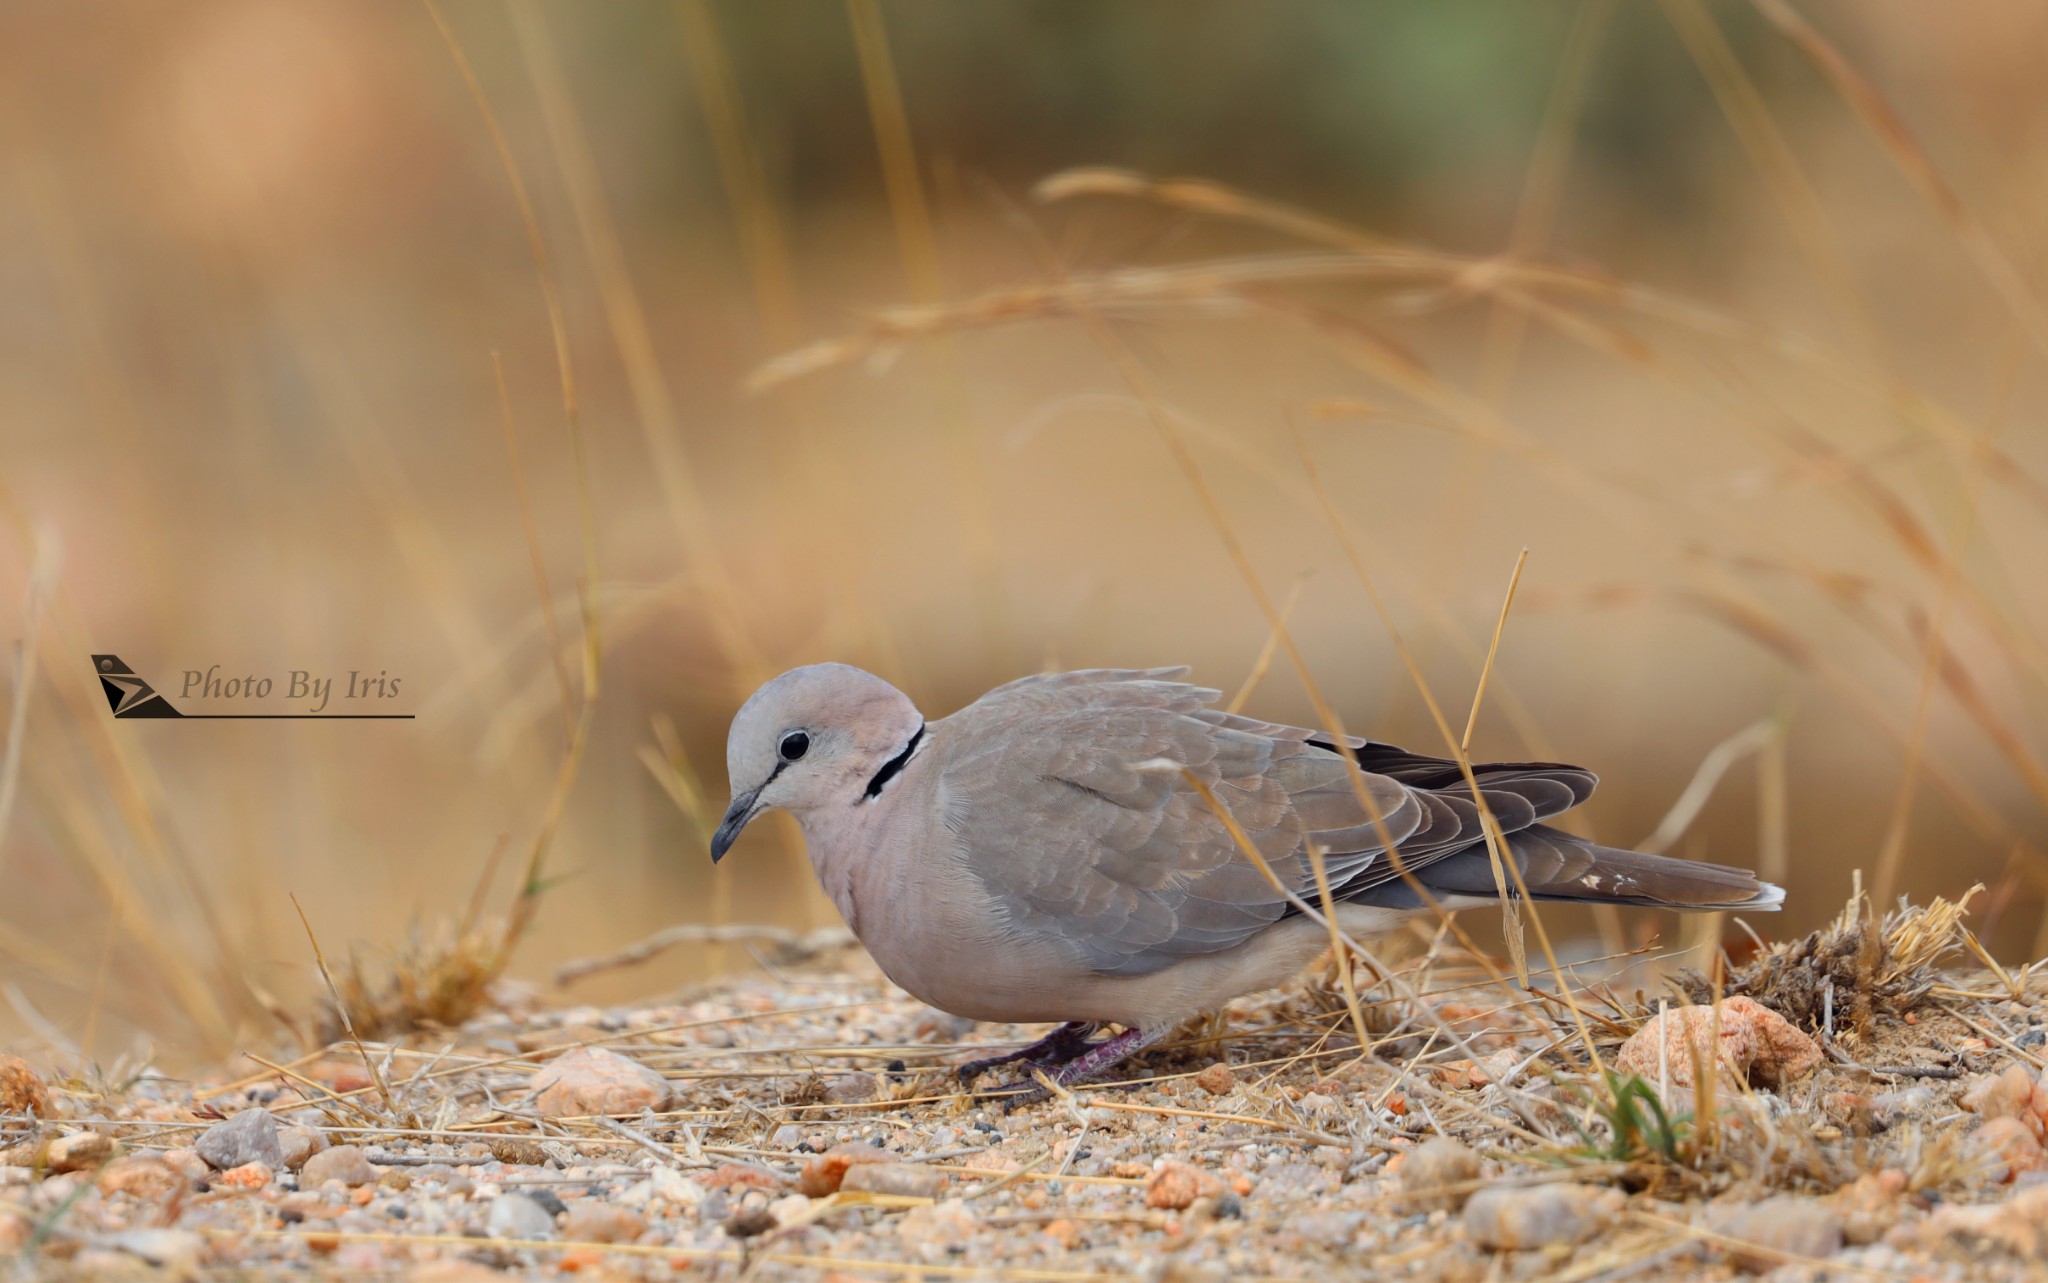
[931,670,1597,977]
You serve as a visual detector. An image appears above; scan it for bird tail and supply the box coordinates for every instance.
[1359,824,1783,912]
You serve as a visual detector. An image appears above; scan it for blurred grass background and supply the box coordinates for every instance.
[3,0,2046,1063]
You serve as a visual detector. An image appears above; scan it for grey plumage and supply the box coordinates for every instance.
[713,664,1782,1101]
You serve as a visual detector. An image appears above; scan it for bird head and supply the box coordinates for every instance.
[711,663,924,862]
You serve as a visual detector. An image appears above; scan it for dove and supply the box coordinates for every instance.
[712,664,1782,1101]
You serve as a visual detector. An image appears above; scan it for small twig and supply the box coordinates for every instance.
[1939,1004,2048,1071]
[555,925,854,986]
[595,1115,691,1168]
[241,1052,375,1128]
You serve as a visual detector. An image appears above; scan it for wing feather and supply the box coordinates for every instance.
[926,669,1748,978]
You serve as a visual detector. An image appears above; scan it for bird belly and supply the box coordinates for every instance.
[856,887,1088,1024]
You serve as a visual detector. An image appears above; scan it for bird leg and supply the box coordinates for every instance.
[976,1025,1168,1109]
[956,1021,1099,1085]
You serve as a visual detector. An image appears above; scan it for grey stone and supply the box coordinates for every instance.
[194,1109,283,1172]
[486,1193,556,1240]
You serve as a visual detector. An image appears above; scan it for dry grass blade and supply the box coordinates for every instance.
[1638,716,1780,856]
[1750,0,2048,361]
[1872,328,2022,906]
[1288,418,1543,987]
[424,0,607,970]
[1476,0,1612,403]
[1227,576,1306,714]
[491,350,573,734]
[1461,548,1529,754]
[1032,166,1391,253]
[985,206,1499,1003]
[1306,842,1372,1066]
[0,531,54,872]
[1661,0,1875,350]
[845,0,1007,661]
[502,0,760,684]
[290,895,398,1118]
[676,0,804,346]
[1167,765,1561,1137]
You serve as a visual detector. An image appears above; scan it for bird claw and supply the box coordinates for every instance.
[954,1022,1098,1088]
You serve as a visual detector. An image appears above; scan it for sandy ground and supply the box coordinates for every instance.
[3,902,2047,1281]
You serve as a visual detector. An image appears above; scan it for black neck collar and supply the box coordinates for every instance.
[862,724,925,800]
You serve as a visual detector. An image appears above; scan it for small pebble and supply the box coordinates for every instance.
[619,1166,703,1209]
[301,1145,379,1189]
[0,1056,50,1118]
[195,1108,284,1171]
[1718,1196,1844,1271]
[1399,1137,1480,1212]
[840,1162,947,1198]
[526,1188,569,1218]
[561,1203,646,1243]
[161,1148,209,1182]
[530,1047,675,1118]
[724,1208,777,1238]
[1867,1086,1938,1130]
[825,1073,878,1104]
[485,1193,555,1241]
[704,1162,787,1191]
[102,1229,205,1273]
[1194,1063,1236,1096]
[800,1142,894,1197]
[486,1136,548,1166]
[911,1008,976,1042]
[1613,998,1820,1094]
[1963,1064,2035,1121]
[1144,1159,1224,1211]
[1972,1116,2044,1182]
[895,1197,976,1251]
[96,1155,179,1199]
[279,1125,328,1171]
[1463,1183,1622,1250]
[1291,1210,1364,1248]
[215,1161,273,1191]
[46,1131,115,1173]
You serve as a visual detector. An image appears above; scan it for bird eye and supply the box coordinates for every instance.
[778,731,810,762]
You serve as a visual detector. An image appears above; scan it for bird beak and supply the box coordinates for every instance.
[710,789,761,863]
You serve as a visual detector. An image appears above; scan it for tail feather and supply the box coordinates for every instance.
[1351,824,1783,912]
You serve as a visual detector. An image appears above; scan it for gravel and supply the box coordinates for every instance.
[0,946,2042,1279]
